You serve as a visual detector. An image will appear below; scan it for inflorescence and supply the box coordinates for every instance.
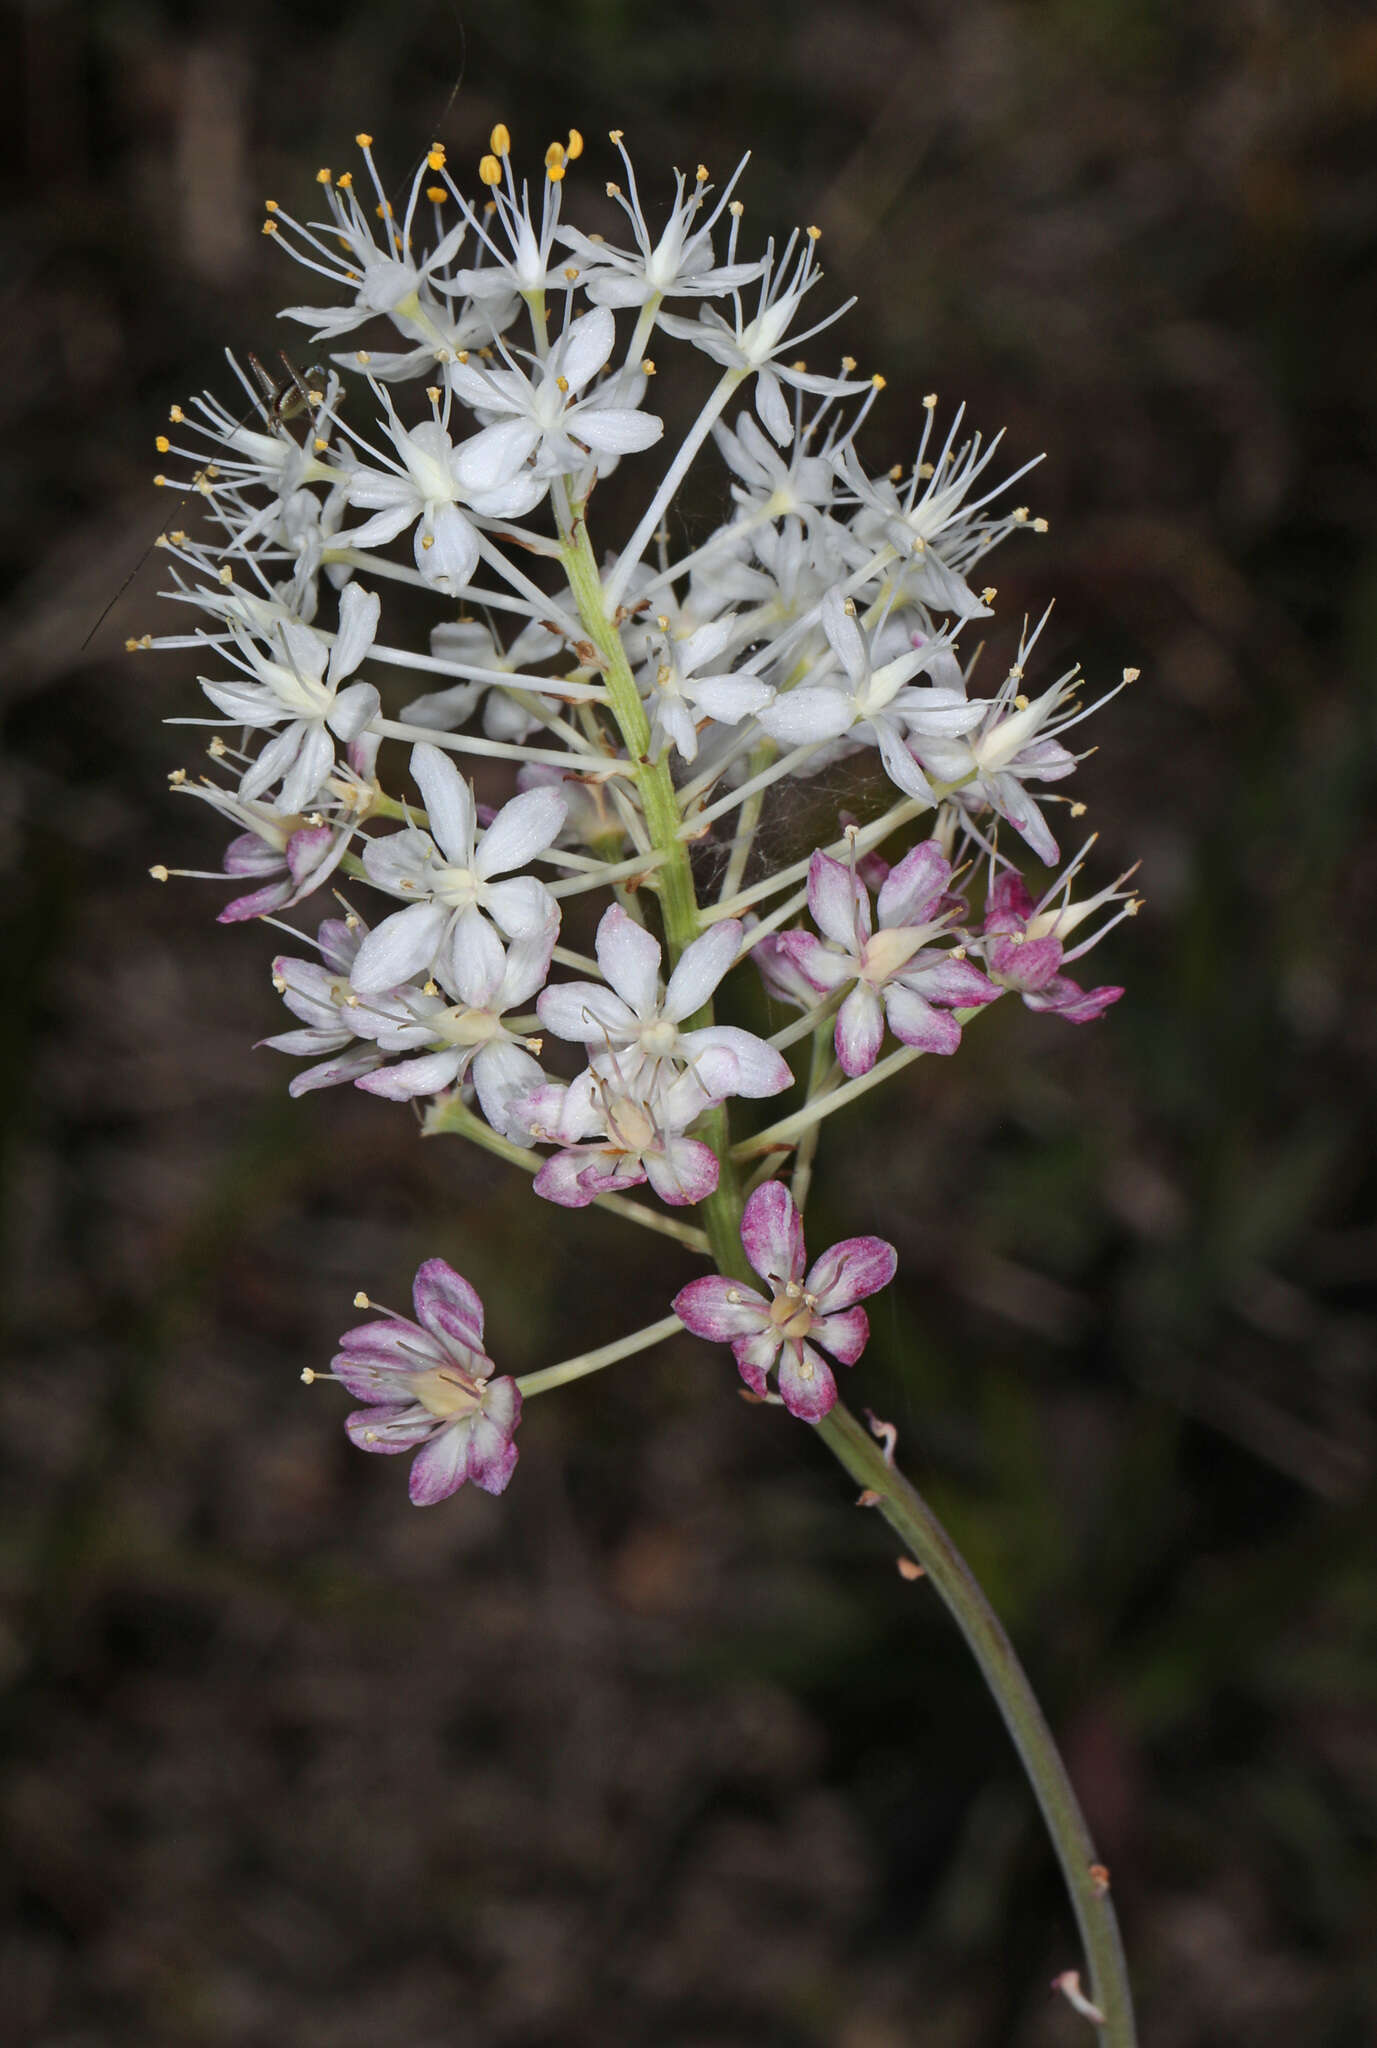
[142,124,1139,1504]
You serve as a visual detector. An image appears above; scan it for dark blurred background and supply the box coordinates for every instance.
[3,1,1376,2042]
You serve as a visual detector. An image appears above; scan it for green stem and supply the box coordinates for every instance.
[815,1402,1137,2047]
[517,1312,683,1398]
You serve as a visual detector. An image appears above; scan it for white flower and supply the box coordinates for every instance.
[758,589,981,798]
[350,744,565,993]
[555,147,766,309]
[197,581,381,812]
[444,306,662,492]
[657,229,869,445]
[637,615,773,763]
[537,904,791,1103]
[336,387,548,593]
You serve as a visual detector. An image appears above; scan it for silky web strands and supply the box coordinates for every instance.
[139,120,1145,2038]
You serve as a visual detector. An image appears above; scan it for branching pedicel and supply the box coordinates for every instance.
[142,125,1141,2039]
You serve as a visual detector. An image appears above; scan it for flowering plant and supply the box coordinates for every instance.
[142,122,1140,2039]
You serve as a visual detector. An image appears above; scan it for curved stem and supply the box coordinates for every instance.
[815,1401,1137,2047]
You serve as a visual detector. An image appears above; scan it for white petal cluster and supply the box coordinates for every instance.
[144,122,1134,1212]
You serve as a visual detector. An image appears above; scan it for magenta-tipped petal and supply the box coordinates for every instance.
[806,1235,898,1313]
[882,985,962,1055]
[875,839,951,928]
[835,983,886,1076]
[673,1275,769,1342]
[775,1342,837,1422]
[412,1259,487,1353]
[732,1326,784,1390]
[740,1179,806,1286]
[345,1404,434,1455]
[807,849,870,948]
[808,1305,870,1367]
[335,1318,439,1370]
[407,1422,473,1505]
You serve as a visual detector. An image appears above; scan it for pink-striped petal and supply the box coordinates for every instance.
[805,1234,897,1313]
[740,1179,805,1286]
[808,1305,870,1366]
[875,840,951,928]
[412,1257,487,1354]
[672,1275,770,1343]
[775,1341,837,1422]
[807,850,870,950]
[594,904,662,1016]
[835,983,886,1076]
[881,984,961,1055]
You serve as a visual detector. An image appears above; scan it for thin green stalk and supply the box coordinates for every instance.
[815,1402,1136,2046]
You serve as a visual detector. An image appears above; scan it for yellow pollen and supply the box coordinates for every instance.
[605,180,621,198]
[1122,666,1140,683]
[426,185,447,204]
[152,473,167,488]
[261,220,278,236]
[218,565,233,585]
[479,154,502,187]
[923,391,938,409]
[545,140,566,173]
[149,864,169,882]
[806,223,821,241]
[426,384,442,403]
[427,144,446,170]
[155,435,170,453]
[1014,693,1029,710]
[168,405,184,422]
[841,355,857,371]
[791,358,807,372]
[1032,517,1049,532]
[1012,505,1029,522]
[338,172,353,189]
[871,372,886,390]
[641,358,655,375]
[555,374,569,393]
[566,129,584,159]
[353,1290,370,1308]
[563,265,579,280]
[168,768,186,785]
[696,163,708,183]
[1070,801,1087,817]
[355,132,373,148]
[313,436,328,452]
[316,168,331,184]
[355,350,371,364]
[490,121,511,156]
[918,461,934,478]
[420,533,434,550]
[888,463,903,481]
[843,597,857,615]
[264,199,279,214]
[729,199,744,216]
[981,587,997,603]
[609,128,624,144]
[301,1369,315,1384]
[208,736,226,756]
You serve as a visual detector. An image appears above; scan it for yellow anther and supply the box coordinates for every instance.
[168,768,187,785]
[355,350,371,365]
[355,131,373,148]
[337,171,353,189]
[154,434,170,453]
[218,565,233,585]
[153,473,167,488]
[888,463,903,481]
[426,185,447,204]
[566,128,584,159]
[490,122,511,156]
[729,199,744,216]
[261,220,278,236]
[315,168,331,185]
[641,358,655,375]
[1122,666,1140,683]
[353,1290,371,1308]
[806,223,821,241]
[420,533,434,550]
[923,391,938,409]
[301,1368,316,1385]
[479,153,502,187]
[981,587,997,604]
[871,372,886,390]
[208,736,227,757]
[918,461,934,478]
[545,140,566,174]
[149,864,170,882]
[264,199,279,214]
[1012,505,1029,522]
[313,436,328,452]
[841,354,857,372]
[1032,517,1049,532]
[426,384,442,403]
[1014,693,1029,711]
[843,597,857,615]
[168,404,184,422]
[1070,801,1087,817]
[609,127,624,144]
[696,163,709,183]
[555,374,569,393]
[427,144,446,170]
[563,265,579,280]
[791,358,807,372]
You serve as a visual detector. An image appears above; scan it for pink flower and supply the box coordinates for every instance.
[672,1180,896,1421]
[979,869,1125,1024]
[330,1259,521,1503]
